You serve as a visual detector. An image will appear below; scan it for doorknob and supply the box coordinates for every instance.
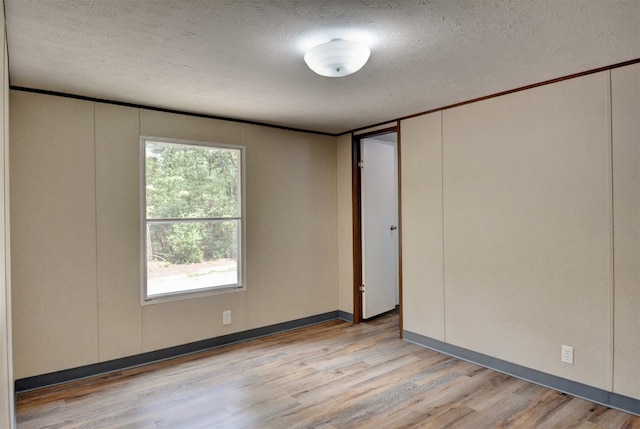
[390,225,398,231]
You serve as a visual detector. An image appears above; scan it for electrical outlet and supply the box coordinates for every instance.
[561,345,574,365]
[223,310,231,325]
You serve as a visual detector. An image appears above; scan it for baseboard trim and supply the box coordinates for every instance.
[403,330,640,417]
[15,311,340,392]
[338,310,353,323]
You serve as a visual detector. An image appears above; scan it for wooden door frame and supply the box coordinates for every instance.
[351,123,403,338]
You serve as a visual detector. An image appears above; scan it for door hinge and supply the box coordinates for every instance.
[358,160,364,168]
[359,285,365,293]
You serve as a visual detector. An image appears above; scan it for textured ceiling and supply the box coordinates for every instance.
[5,0,640,135]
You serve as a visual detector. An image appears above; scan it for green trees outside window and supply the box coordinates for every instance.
[143,138,244,299]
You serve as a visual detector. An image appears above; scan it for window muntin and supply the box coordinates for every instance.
[142,137,245,302]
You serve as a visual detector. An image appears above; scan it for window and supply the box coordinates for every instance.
[141,136,245,302]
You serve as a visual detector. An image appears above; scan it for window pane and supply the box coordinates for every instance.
[146,141,240,219]
[146,220,239,297]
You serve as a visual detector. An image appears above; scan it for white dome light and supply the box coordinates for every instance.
[304,39,371,77]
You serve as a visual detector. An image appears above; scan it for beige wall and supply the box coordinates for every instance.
[401,66,639,399]
[11,92,338,379]
[400,112,444,341]
[11,94,99,378]
[96,103,142,361]
[444,72,612,389]
[0,1,14,425]
[611,63,640,399]
[336,133,353,314]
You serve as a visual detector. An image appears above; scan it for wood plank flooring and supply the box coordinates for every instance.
[16,313,640,428]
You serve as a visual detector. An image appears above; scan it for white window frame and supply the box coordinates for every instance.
[140,136,246,305]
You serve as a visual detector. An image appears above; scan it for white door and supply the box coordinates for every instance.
[361,136,399,319]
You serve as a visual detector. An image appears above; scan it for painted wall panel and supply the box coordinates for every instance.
[95,103,143,361]
[611,63,640,398]
[400,112,444,340]
[10,92,99,378]
[244,125,337,328]
[337,133,353,314]
[142,292,248,352]
[0,5,14,425]
[140,109,243,146]
[442,72,612,389]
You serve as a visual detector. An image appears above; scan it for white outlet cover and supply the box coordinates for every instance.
[561,345,573,363]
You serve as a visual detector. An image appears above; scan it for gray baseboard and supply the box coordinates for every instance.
[403,330,640,417]
[338,310,353,322]
[15,310,340,392]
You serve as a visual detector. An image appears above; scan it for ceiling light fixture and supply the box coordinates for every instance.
[304,39,370,77]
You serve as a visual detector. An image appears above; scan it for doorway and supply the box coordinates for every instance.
[352,126,401,336]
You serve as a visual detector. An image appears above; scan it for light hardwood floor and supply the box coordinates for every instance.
[16,313,640,428]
